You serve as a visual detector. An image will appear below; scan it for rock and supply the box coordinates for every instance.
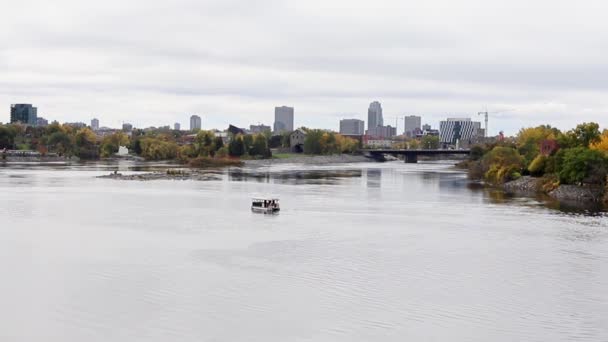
[503,176,541,193]
[549,185,604,203]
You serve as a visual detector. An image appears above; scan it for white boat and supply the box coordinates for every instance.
[251,197,280,214]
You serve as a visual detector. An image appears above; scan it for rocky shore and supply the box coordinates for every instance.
[503,176,606,203]
[97,170,221,181]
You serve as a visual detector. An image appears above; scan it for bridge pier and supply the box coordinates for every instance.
[404,153,418,163]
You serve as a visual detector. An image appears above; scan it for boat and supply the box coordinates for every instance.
[251,197,280,214]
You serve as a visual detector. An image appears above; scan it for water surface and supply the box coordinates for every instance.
[1,161,606,341]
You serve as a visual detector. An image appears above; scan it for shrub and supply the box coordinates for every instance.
[557,147,608,185]
[528,155,547,177]
[480,146,524,184]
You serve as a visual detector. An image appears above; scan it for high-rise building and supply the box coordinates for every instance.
[439,118,482,145]
[10,104,37,126]
[250,124,271,134]
[422,124,431,131]
[122,123,133,132]
[403,115,421,137]
[339,119,365,135]
[190,115,202,131]
[367,101,383,130]
[174,123,181,131]
[91,118,99,130]
[273,106,294,133]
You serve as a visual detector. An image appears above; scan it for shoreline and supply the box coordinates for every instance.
[503,176,607,205]
[244,154,373,166]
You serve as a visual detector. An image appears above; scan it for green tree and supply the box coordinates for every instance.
[214,136,224,151]
[557,147,608,185]
[249,134,270,157]
[47,131,73,156]
[228,135,245,157]
[568,122,601,147]
[0,126,17,149]
[74,128,99,159]
[421,135,440,149]
[303,129,324,154]
[195,130,216,157]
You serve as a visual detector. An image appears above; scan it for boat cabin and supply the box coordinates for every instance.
[251,197,280,214]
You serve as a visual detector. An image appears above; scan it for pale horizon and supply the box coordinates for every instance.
[2,0,607,135]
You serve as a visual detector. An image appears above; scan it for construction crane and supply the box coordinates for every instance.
[478,108,515,138]
[477,111,489,138]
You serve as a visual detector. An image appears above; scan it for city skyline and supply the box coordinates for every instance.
[3,1,608,135]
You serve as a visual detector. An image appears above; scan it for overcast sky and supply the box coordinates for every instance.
[1,0,607,135]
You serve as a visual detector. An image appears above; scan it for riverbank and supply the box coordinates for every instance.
[245,154,372,166]
[503,176,607,204]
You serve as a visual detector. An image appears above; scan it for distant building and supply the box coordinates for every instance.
[91,118,99,130]
[190,115,202,131]
[439,118,482,146]
[422,123,431,131]
[228,124,245,136]
[340,119,365,135]
[65,122,87,129]
[403,115,421,137]
[36,117,49,127]
[273,106,294,133]
[174,122,181,131]
[367,101,383,130]
[10,104,37,126]
[122,123,133,132]
[117,146,129,156]
[250,124,271,134]
[540,139,559,156]
[366,125,396,139]
[363,137,393,148]
[290,128,307,153]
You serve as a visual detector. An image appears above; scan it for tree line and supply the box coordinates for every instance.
[467,122,608,187]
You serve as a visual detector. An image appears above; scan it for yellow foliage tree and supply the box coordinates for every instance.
[590,129,608,153]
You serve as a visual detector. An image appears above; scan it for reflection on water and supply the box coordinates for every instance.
[1,161,607,342]
[228,168,363,185]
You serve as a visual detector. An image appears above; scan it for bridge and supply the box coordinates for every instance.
[361,149,471,163]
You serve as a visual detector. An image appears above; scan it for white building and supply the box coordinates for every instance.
[367,101,383,130]
[339,119,365,135]
[273,106,294,133]
[439,118,482,145]
[403,115,421,137]
[174,122,181,131]
[190,115,202,131]
[91,118,99,131]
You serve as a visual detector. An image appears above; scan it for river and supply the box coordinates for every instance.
[1,161,607,341]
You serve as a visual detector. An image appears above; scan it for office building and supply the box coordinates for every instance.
[273,106,294,133]
[250,124,271,134]
[366,125,397,138]
[36,117,49,127]
[367,101,383,130]
[10,104,37,126]
[91,118,99,130]
[339,119,365,135]
[122,123,133,132]
[190,115,202,131]
[439,118,482,145]
[403,115,421,137]
[174,123,181,131]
